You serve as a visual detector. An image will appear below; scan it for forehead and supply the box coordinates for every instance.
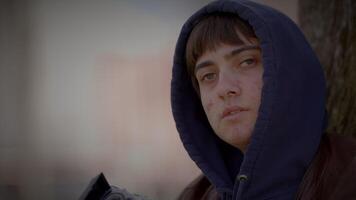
[202,28,259,56]
[196,38,261,63]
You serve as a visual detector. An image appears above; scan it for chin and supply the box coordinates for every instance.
[219,126,251,149]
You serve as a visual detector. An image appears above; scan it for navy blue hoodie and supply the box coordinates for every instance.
[171,0,326,199]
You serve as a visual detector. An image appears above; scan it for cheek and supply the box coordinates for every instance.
[202,98,214,113]
[247,76,263,99]
[201,92,215,114]
[253,79,263,94]
[202,98,220,129]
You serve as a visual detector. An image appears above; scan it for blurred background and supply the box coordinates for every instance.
[0,0,297,199]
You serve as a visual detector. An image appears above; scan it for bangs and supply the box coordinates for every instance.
[185,13,257,78]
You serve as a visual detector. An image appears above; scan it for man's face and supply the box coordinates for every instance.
[194,39,263,152]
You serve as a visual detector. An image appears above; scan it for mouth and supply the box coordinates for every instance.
[221,106,248,119]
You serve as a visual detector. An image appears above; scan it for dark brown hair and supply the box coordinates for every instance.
[185,13,257,93]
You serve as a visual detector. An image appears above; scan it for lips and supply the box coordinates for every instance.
[221,106,248,119]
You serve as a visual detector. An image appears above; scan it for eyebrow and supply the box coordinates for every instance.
[194,45,261,75]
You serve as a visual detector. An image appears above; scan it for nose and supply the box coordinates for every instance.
[217,73,241,100]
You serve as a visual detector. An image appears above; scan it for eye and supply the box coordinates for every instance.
[240,58,256,68]
[200,73,217,82]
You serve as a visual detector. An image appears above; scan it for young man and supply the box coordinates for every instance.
[171,0,356,199]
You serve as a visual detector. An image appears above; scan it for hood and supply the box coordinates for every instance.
[171,0,326,199]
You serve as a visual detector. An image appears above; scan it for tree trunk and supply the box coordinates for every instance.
[299,0,356,137]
